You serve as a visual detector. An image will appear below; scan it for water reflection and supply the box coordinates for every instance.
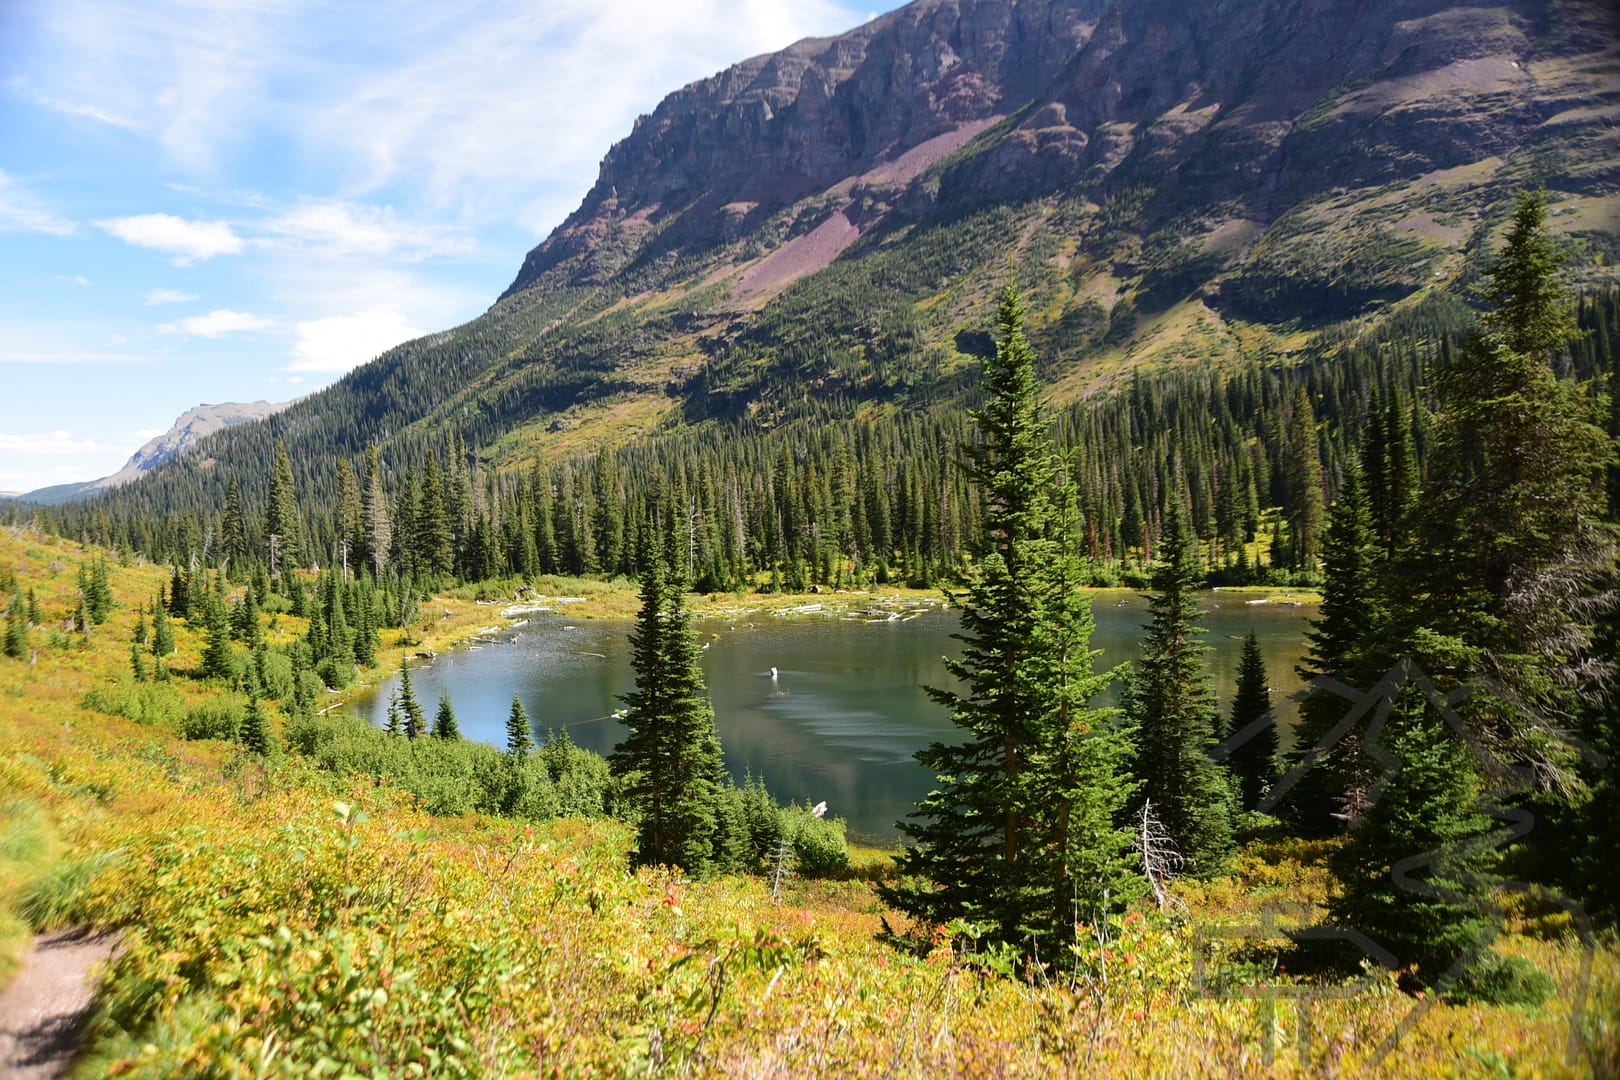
[356,593,1311,843]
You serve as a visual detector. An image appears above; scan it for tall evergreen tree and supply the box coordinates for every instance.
[433,691,461,739]
[1127,498,1235,873]
[360,443,392,579]
[239,693,279,758]
[1402,188,1615,775]
[222,474,248,569]
[610,549,729,876]
[4,588,27,660]
[266,441,303,574]
[881,282,1136,950]
[150,592,174,658]
[1226,631,1278,812]
[506,693,534,759]
[1289,467,1389,833]
[200,591,236,681]
[1329,684,1546,1000]
[398,656,426,739]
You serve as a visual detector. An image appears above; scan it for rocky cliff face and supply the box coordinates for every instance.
[20,400,289,505]
[90,401,290,491]
[506,0,1618,313]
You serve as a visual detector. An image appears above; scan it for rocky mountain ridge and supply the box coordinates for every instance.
[19,400,289,505]
[54,0,1620,513]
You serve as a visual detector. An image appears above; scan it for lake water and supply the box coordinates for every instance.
[353,592,1312,843]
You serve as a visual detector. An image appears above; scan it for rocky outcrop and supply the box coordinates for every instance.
[504,0,1619,305]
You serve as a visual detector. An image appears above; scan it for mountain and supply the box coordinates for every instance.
[49,0,1620,513]
[18,401,289,506]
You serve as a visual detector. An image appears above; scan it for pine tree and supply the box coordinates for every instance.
[360,443,391,579]
[610,550,729,876]
[1127,498,1235,874]
[1289,467,1389,833]
[5,588,27,659]
[1329,685,1546,1000]
[506,693,534,760]
[880,282,1137,949]
[433,691,460,739]
[200,591,236,681]
[398,656,425,739]
[130,640,147,681]
[239,693,280,757]
[222,474,248,568]
[26,589,40,627]
[1226,631,1277,812]
[266,441,303,574]
[1403,187,1615,774]
[151,592,174,657]
[385,691,404,737]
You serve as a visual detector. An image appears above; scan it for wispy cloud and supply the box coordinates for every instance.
[0,430,116,456]
[98,213,244,264]
[56,274,93,287]
[0,169,77,236]
[288,307,421,373]
[0,349,148,365]
[158,308,274,337]
[257,199,473,260]
[14,1,860,236]
[144,287,200,305]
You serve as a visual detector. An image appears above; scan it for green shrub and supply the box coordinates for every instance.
[19,850,123,931]
[1447,953,1554,1005]
[180,695,246,742]
[81,682,186,728]
[781,803,850,878]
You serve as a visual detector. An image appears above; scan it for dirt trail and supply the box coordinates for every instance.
[0,929,119,1079]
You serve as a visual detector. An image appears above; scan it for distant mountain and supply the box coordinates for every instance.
[59,0,1620,514]
[19,401,289,506]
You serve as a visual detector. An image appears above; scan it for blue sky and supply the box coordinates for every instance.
[0,0,895,494]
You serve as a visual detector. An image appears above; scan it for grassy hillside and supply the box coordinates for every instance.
[1,527,1614,1076]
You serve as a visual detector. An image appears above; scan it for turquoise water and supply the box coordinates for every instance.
[354,593,1311,842]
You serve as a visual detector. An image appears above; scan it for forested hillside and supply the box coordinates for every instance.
[13,0,1617,576]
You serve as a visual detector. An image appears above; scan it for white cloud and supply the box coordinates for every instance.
[258,199,473,260]
[97,213,243,264]
[144,287,200,305]
[0,348,144,364]
[288,307,421,373]
[0,169,77,236]
[12,1,862,235]
[56,274,93,287]
[0,430,112,456]
[105,335,129,347]
[158,308,274,337]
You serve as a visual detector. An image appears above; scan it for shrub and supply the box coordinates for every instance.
[81,682,186,728]
[180,695,246,742]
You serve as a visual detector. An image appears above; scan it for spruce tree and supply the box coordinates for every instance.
[26,589,40,627]
[433,691,460,739]
[385,691,404,737]
[1226,631,1277,812]
[1289,467,1389,833]
[881,282,1136,949]
[239,693,279,758]
[266,441,303,574]
[1329,685,1546,1001]
[610,550,729,876]
[200,591,236,681]
[398,656,425,739]
[1127,498,1235,874]
[506,693,534,759]
[151,592,174,657]
[5,588,28,659]
[1402,187,1614,774]
[222,474,248,568]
